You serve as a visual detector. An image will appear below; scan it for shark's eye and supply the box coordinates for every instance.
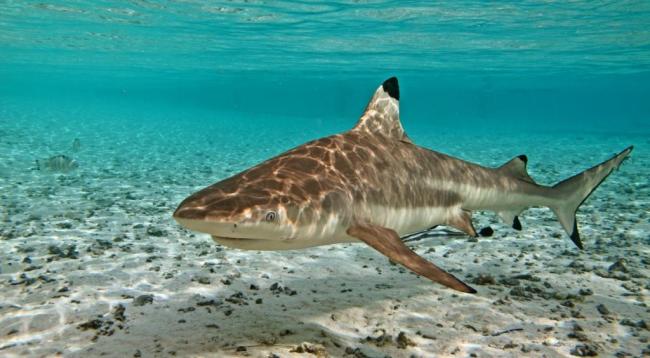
[264,211,277,222]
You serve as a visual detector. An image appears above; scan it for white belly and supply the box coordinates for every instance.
[366,204,454,237]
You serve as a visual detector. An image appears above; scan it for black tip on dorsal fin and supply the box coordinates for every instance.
[354,77,409,142]
[382,77,399,100]
[512,216,522,231]
[499,154,535,184]
[570,220,584,249]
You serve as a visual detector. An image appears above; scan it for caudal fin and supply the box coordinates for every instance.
[551,146,633,249]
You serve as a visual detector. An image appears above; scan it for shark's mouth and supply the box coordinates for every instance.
[175,218,288,242]
[210,235,293,251]
[211,235,295,244]
[212,236,261,241]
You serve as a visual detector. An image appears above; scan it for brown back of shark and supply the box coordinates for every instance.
[174,77,633,294]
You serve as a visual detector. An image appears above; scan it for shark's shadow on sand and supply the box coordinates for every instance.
[70,264,478,357]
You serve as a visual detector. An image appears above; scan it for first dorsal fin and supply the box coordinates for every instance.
[353,77,411,143]
[498,155,535,184]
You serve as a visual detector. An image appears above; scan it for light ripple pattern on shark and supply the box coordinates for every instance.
[174,77,633,293]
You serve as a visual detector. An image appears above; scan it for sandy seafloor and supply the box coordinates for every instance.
[0,98,648,358]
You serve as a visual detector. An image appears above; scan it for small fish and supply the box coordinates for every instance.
[35,155,79,172]
[72,138,81,152]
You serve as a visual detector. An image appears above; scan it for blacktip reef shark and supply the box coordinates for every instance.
[174,77,633,293]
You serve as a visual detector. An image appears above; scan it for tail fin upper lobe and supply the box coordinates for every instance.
[551,146,633,249]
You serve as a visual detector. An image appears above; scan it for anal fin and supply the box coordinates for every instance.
[448,210,477,237]
[347,222,476,293]
[498,211,523,231]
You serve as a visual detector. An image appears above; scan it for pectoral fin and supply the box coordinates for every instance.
[346,223,476,293]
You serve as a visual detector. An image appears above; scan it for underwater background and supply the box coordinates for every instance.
[1,1,649,357]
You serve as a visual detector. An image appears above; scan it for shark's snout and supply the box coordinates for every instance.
[173,191,209,219]
[173,196,217,233]
[173,206,206,221]
[173,192,296,244]
[173,198,239,236]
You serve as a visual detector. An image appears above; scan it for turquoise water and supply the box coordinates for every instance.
[1,1,650,357]
[2,1,650,135]
[2,0,648,200]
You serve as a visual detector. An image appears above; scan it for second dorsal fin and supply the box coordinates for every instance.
[353,77,411,143]
[499,155,535,184]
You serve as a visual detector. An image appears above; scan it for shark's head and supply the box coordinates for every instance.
[173,148,354,250]
[173,170,301,249]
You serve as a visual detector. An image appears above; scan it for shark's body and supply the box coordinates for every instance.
[174,77,633,293]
